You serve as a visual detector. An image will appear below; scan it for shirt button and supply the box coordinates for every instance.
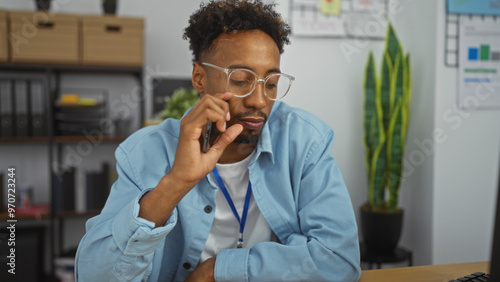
[204,205,213,213]
[183,262,191,270]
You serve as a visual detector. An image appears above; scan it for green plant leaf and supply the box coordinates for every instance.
[160,87,199,120]
[402,53,412,145]
[385,22,401,68]
[390,51,404,113]
[368,79,386,211]
[380,51,392,134]
[369,130,386,211]
[386,98,403,212]
[363,52,377,170]
[387,50,405,187]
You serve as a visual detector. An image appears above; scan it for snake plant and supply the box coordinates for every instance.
[363,22,412,212]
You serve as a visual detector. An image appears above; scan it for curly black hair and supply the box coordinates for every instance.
[183,0,291,62]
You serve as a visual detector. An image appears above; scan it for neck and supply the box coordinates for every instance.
[218,142,256,164]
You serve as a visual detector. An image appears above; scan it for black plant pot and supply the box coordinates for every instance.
[35,0,51,11]
[103,3,117,15]
[360,205,404,254]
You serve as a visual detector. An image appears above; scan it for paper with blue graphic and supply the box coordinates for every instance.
[458,16,500,109]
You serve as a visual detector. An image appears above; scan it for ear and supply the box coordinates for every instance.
[192,62,206,96]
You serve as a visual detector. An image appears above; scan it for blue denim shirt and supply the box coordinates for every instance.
[75,101,361,282]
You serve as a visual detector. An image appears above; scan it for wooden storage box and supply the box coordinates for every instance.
[0,10,7,62]
[82,15,144,67]
[9,11,79,64]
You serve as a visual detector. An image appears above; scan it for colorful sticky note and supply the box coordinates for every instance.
[320,0,341,16]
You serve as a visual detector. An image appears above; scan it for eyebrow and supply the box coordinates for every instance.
[228,64,281,75]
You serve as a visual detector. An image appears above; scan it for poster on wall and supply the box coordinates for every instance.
[289,0,387,38]
[458,17,500,109]
[290,0,346,37]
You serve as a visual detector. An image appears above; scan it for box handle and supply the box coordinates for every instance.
[37,22,54,28]
[105,25,122,33]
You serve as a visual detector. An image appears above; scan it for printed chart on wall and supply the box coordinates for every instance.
[289,0,388,38]
[458,17,500,109]
[447,0,500,109]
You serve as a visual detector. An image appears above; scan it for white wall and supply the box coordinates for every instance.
[1,0,499,268]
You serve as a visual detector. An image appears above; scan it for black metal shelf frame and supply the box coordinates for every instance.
[0,63,144,277]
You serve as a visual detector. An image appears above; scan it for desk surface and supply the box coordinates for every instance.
[359,261,489,282]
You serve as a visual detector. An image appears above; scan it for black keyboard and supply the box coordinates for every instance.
[449,272,490,282]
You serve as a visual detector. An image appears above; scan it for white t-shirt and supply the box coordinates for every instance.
[199,151,272,263]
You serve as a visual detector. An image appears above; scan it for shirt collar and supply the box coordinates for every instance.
[253,102,279,165]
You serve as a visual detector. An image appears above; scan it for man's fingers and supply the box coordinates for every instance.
[212,91,233,101]
[185,93,232,132]
[207,124,243,157]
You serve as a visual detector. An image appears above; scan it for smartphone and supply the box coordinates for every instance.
[201,121,212,153]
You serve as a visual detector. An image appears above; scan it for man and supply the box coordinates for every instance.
[75,1,361,281]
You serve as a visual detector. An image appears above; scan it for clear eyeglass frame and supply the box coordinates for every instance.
[201,62,295,101]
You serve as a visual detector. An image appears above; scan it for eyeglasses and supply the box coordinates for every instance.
[201,62,295,101]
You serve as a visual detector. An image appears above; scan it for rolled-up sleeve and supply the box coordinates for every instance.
[214,248,250,281]
[112,189,177,256]
[75,146,175,282]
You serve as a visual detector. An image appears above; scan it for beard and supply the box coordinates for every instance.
[211,110,268,145]
[233,130,261,144]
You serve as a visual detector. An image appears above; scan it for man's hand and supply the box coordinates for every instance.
[186,257,216,282]
[170,92,243,189]
[138,92,243,227]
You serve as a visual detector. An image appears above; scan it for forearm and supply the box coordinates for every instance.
[138,173,192,228]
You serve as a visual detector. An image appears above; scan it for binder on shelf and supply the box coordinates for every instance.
[0,173,4,211]
[75,168,86,213]
[85,171,106,211]
[0,80,14,137]
[85,171,99,211]
[30,81,47,136]
[86,163,112,211]
[53,167,76,213]
[14,80,30,137]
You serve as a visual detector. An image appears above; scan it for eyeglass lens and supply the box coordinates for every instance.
[228,70,291,100]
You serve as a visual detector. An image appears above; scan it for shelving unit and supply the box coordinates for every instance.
[0,136,50,143]
[0,62,143,277]
[54,135,126,143]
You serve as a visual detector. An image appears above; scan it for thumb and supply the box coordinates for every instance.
[207,124,244,158]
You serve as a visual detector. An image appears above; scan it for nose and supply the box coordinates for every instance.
[244,79,267,110]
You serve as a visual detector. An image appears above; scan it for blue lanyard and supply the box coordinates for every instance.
[212,167,252,248]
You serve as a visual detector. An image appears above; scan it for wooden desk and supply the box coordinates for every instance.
[359,261,489,282]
